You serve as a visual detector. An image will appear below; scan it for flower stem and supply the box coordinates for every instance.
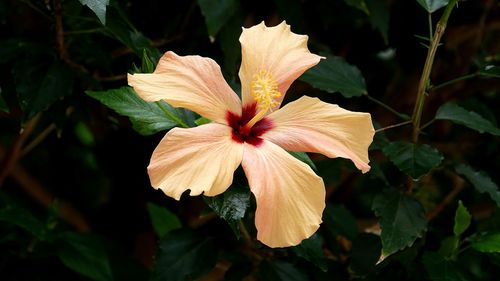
[431,73,478,91]
[364,94,410,120]
[375,120,412,133]
[155,102,190,128]
[411,0,458,143]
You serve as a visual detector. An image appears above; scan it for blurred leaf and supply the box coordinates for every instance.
[383,141,443,179]
[366,0,389,44]
[323,204,358,240]
[344,0,369,14]
[293,234,327,271]
[479,65,500,78]
[146,202,182,238]
[415,0,449,13]
[57,232,113,281]
[455,164,500,207]
[151,229,217,281]
[86,87,182,135]
[469,232,500,253]
[0,88,8,113]
[438,236,459,258]
[289,151,317,171]
[204,186,250,238]
[198,0,238,38]
[372,189,427,256]
[349,233,382,277]
[300,55,367,98]
[422,252,467,281]
[218,6,243,77]
[259,260,308,281]
[435,102,500,136]
[79,0,109,25]
[0,39,38,64]
[0,205,48,239]
[273,0,304,30]
[74,122,96,147]
[454,200,471,237]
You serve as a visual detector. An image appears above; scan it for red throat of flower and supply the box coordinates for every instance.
[226,103,274,146]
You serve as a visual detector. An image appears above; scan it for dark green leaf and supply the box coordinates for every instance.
[289,151,317,171]
[273,0,304,30]
[204,186,250,238]
[259,260,308,281]
[151,229,217,281]
[218,6,243,77]
[349,233,382,277]
[74,122,96,147]
[366,0,389,44]
[383,141,443,179]
[79,0,109,25]
[141,49,156,73]
[422,252,467,281]
[198,0,238,38]
[57,232,113,281]
[479,65,500,78]
[300,55,367,98]
[435,102,500,136]
[323,204,358,240]
[455,164,500,207]
[344,0,369,14]
[86,87,181,135]
[454,200,471,237]
[293,234,327,271]
[372,189,427,256]
[146,202,181,238]
[469,232,500,253]
[0,88,8,113]
[438,236,459,258]
[415,0,449,13]
[0,205,47,239]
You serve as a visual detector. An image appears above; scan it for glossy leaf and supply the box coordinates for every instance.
[416,0,449,13]
[151,229,217,281]
[372,189,427,256]
[422,252,467,281]
[57,232,113,281]
[293,234,327,271]
[204,186,250,238]
[453,200,471,237]
[469,233,500,253]
[79,0,110,25]
[86,87,181,135]
[147,202,181,238]
[300,54,367,98]
[383,141,443,179]
[349,233,382,277]
[435,102,500,136]
[456,164,500,207]
[198,0,238,38]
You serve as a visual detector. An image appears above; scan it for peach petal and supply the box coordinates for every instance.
[264,96,374,173]
[128,51,241,124]
[242,140,325,247]
[148,123,243,200]
[239,21,322,108]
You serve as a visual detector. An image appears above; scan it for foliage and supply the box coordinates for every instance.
[1,0,500,280]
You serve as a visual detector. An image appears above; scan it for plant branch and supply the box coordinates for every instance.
[426,172,465,221]
[376,120,413,133]
[364,94,410,120]
[431,73,478,91]
[411,0,458,143]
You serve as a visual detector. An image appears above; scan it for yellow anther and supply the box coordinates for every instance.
[245,70,282,128]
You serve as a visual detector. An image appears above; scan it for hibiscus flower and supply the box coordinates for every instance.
[128,21,374,247]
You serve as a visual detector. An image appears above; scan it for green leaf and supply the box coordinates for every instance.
[289,151,317,171]
[141,49,156,73]
[151,229,217,281]
[438,236,459,258]
[323,204,358,240]
[74,122,96,147]
[293,234,327,272]
[259,260,308,281]
[479,65,500,78]
[343,0,369,14]
[300,54,367,98]
[435,102,500,136]
[469,232,500,253]
[454,200,471,236]
[79,0,110,25]
[422,252,467,281]
[86,87,182,135]
[146,202,181,238]
[197,0,238,38]
[415,0,449,13]
[0,205,48,239]
[57,232,113,281]
[204,186,250,238]
[366,0,389,44]
[383,141,443,180]
[0,88,8,113]
[349,233,382,277]
[455,164,500,207]
[372,189,427,256]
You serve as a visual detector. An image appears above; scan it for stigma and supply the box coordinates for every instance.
[244,70,282,128]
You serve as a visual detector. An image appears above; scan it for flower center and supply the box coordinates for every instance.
[226,103,274,146]
[244,70,282,128]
